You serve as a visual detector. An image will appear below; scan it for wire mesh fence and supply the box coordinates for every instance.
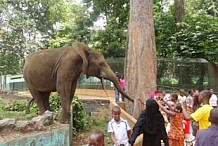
[77,57,218,93]
[6,57,218,94]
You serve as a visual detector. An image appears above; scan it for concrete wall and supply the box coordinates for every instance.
[0,128,69,146]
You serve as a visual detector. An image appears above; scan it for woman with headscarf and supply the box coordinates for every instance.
[129,98,169,146]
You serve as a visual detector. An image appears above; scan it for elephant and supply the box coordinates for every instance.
[23,42,134,124]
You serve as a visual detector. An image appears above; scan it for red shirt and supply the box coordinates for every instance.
[183,120,191,134]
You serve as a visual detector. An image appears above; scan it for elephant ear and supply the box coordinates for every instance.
[72,42,89,74]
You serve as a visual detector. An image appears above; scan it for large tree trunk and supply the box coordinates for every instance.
[208,63,218,92]
[174,0,185,23]
[174,0,185,54]
[125,0,157,118]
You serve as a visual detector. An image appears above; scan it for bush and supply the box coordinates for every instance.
[72,96,86,133]
[49,92,62,112]
[4,100,27,112]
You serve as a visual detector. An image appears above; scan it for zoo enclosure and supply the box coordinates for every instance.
[1,58,218,94]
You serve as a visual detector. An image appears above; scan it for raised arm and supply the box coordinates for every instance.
[156,100,176,116]
[181,102,193,120]
[164,100,174,110]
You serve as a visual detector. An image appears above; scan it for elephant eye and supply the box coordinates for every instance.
[99,62,105,66]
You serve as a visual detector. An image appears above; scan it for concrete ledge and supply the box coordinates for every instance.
[0,128,69,146]
[75,88,114,97]
[109,101,143,146]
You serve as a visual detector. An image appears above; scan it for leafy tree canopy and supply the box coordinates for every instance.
[0,0,217,75]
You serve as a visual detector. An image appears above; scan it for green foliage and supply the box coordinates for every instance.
[29,101,38,113]
[160,77,179,85]
[89,0,129,58]
[154,1,218,64]
[48,2,93,48]
[154,4,176,58]
[4,100,27,112]
[72,96,86,132]
[174,12,218,64]
[0,111,36,121]
[49,92,62,112]
[0,0,80,74]
[0,0,218,75]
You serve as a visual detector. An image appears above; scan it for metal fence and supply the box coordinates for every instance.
[77,57,218,93]
[3,57,218,93]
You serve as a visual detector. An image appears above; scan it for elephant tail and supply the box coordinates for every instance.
[26,98,35,114]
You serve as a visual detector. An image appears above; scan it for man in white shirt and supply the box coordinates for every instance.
[209,88,217,108]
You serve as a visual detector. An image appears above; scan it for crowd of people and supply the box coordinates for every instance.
[86,87,218,146]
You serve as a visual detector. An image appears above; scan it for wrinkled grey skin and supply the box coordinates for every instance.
[23,42,134,124]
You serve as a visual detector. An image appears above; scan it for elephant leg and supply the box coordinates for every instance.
[58,81,77,124]
[28,88,46,115]
[42,92,51,111]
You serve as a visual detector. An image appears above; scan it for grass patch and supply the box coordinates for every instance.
[0,111,36,120]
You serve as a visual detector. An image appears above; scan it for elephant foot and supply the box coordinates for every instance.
[59,113,70,124]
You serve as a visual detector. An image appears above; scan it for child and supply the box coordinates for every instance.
[107,106,131,146]
[178,89,186,103]
[157,101,185,146]
[164,94,179,123]
[182,90,213,130]
[88,131,104,146]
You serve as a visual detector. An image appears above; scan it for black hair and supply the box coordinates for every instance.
[171,94,178,100]
[209,108,218,124]
[200,90,212,99]
[175,103,182,113]
[112,106,121,112]
[188,90,193,94]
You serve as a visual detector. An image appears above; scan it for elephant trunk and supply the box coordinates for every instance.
[101,69,134,102]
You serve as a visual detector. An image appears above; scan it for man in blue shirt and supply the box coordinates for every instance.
[195,108,218,146]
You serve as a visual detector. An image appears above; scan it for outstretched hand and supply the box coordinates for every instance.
[128,139,135,146]
[155,99,164,105]
[181,101,187,109]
